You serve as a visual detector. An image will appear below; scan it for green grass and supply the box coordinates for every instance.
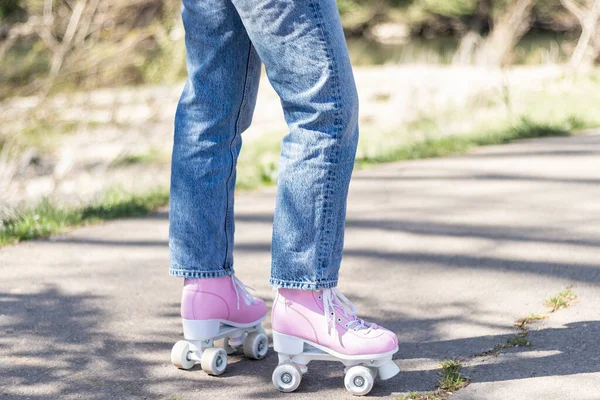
[234,115,585,191]
[398,360,469,400]
[506,334,532,347]
[356,116,580,167]
[514,312,549,329]
[438,359,469,392]
[397,391,443,400]
[544,288,577,312]
[0,114,590,246]
[0,187,169,246]
[491,288,578,355]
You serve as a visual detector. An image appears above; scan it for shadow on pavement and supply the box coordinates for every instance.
[1,284,599,398]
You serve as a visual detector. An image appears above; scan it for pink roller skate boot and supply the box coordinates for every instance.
[271,288,400,395]
[170,275,268,375]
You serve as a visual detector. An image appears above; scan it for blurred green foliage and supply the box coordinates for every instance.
[420,0,477,18]
[0,0,589,98]
[0,0,21,19]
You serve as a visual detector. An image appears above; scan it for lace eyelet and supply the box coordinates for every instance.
[317,295,322,299]
[337,318,342,322]
[330,312,334,316]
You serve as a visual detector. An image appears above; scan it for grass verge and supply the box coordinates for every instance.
[0,187,169,246]
[0,116,587,246]
[236,116,584,191]
[356,116,580,167]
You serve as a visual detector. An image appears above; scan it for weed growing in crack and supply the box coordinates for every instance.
[439,359,470,392]
[396,360,469,400]
[544,288,577,312]
[396,392,443,400]
[478,287,578,358]
[506,334,531,347]
[514,313,548,329]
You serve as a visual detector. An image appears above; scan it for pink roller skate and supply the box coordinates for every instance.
[171,275,268,375]
[271,288,400,395]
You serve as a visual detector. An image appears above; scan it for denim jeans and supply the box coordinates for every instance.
[169,0,359,290]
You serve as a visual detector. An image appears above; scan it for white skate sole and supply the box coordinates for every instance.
[272,330,400,396]
[171,317,267,375]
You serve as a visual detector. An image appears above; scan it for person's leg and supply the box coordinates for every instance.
[230,0,399,369]
[230,0,359,290]
[169,0,267,358]
[169,0,261,278]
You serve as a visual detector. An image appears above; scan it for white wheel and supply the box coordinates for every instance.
[243,332,269,360]
[171,341,196,370]
[200,347,228,376]
[344,365,375,396]
[272,362,302,393]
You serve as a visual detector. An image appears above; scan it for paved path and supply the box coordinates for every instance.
[1,135,600,399]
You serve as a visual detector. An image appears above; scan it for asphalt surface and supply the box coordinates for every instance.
[1,134,599,399]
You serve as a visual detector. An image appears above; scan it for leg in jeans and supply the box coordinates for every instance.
[229,0,359,290]
[228,0,399,364]
[169,0,266,344]
[170,0,398,367]
[169,0,261,278]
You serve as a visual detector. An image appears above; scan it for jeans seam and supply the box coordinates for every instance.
[309,1,343,284]
[224,40,254,269]
[170,266,234,279]
[270,277,338,290]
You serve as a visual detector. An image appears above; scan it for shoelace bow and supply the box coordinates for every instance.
[232,275,256,310]
[322,288,376,334]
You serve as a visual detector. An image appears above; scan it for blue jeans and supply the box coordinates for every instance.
[169,0,359,290]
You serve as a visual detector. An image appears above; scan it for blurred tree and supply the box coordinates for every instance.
[453,0,491,64]
[560,0,600,68]
[0,0,185,98]
[475,0,538,66]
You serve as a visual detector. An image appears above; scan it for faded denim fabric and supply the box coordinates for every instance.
[169,0,359,290]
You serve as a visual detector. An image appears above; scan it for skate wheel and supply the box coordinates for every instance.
[171,340,195,370]
[272,362,302,393]
[200,347,228,376]
[344,365,374,396]
[243,332,269,360]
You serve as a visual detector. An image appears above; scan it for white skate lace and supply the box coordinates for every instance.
[322,288,375,334]
[232,276,256,310]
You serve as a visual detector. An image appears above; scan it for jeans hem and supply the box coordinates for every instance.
[269,278,338,290]
[169,265,234,279]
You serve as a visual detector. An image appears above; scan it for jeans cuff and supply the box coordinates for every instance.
[169,264,234,279]
[269,278,338,290]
